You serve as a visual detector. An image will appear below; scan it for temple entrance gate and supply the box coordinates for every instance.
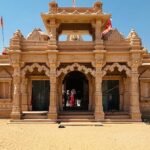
[62,71,89,111]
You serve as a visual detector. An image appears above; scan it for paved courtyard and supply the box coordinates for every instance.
[0,120,150,150]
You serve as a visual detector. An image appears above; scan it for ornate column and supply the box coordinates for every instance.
[94,52,105,121]
[21,78,28,111]
[95,19,102,42]
[130,66,141,121]
[92,19,105,51]
[128,29,143,121]
[47,51,58,120]
[11,63,21,119]
[94,65,104,121]
[48,18,59,50]
[9,30,24,119]
[123,78,130,111]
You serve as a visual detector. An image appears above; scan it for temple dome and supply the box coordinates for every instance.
[27,28,50,41]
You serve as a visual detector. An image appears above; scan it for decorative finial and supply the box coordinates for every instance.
[12,29,24,39]
[127,29,142,50]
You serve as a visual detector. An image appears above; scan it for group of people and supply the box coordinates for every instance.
[62,89,82,108]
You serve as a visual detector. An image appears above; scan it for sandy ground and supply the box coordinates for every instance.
[0,120,150,150]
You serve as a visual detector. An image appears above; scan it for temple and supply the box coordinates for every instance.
[0,1,150,122]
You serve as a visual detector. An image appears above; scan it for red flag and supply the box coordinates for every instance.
[2,47,7,55]
[73,0,76,7]
[102,19,112,35]
[0,17,3,28]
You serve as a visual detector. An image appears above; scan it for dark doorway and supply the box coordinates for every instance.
[32,80,50,111]
[63,71,89,111]
[102,80,120,112]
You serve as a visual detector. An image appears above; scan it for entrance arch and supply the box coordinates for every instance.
[21,63,50,111]
[62,71,89,111]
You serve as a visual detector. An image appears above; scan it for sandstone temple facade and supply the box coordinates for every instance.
[0,1,150,122]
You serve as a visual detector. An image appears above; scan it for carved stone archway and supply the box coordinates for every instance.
[21,63,50,111]
[57,63,95,111]
[102,63,131,77]
[57,63,95,77]
[21,63,50,77]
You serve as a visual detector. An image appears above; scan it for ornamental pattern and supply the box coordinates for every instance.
[57,63,95,77]
[21,63,50,77]
[102,63,131,77]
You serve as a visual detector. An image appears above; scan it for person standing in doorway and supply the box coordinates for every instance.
[66,90,70,107]
[62,90,67,108]
[69,89,76,107]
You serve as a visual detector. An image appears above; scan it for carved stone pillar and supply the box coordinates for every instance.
[11,64,21,119]
[95,20,102,42]
[21,78,28,111]
[93,52,105,121]
[94,67,104,121]
[129,52,142,121]
[130,71,141,121]
[48,66,57,120]
[48,19,59,50]
[123,78,130,111]
[95,20,105,50]
[47,51,58,120]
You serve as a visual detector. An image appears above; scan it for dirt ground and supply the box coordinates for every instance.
[0,120,150,150]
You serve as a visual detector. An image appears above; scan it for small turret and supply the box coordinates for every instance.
[10,30,25,50]
[49,1,58,13]
[127,29,142,50]
[93,1,103,13]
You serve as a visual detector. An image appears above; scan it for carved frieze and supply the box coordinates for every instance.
[21,63,50,77]
[57,63,95,77]
[102,63,131,77]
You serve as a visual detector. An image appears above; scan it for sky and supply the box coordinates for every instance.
[0,0,150,52]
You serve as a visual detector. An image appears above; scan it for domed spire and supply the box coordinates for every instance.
[127,29,142,50]
[12,29,25,40]
[10,29,25,50]
[93,1,103,13]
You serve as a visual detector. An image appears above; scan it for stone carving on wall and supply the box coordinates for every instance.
[21,63,50,77]
[57,63,95,77]
[102,63,131,77]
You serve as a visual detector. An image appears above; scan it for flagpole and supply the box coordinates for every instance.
[0,17,4,49]
[2,25,4,49]
[73,0,76,8]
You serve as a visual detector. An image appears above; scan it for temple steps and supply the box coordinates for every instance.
[104,112,133,122]
[18,111,141,123]
[105,112,130,119]
[103,119,138,123]
[22,111,48,119]
[58,111,95,122]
